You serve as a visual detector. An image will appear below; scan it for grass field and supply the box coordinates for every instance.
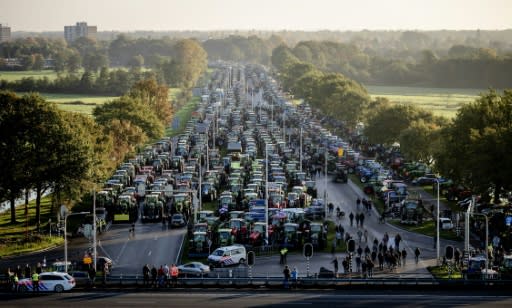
[15,92,118,115]
[0,196,64,258]
[366,85,487,118]
[0,70,60,82]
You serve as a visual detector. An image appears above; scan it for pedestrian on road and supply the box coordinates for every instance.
[357,245,363,257]
[359,213,365,227]
[401,249,407,266]
[366,256,374,278]
[378,252,384,270]
[355,213,360,227]
[88,266,96,288]
[283,265,291,289]
[356,197,361,211]
[363,229,368,243]
[454,248,461,268]
[349,212,354,227]
[332,257,339,277]
[394,233,402,251]
[338,224,344,239]
[414,247,421,264]
[280,246,288,265]
[357,229,363,243]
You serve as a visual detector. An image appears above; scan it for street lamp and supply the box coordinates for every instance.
[434,178,440,265]
[471,212,489,279]
[60,205,89,272]
[265,143,274,246]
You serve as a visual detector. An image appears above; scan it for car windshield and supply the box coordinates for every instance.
[213,249,224,256]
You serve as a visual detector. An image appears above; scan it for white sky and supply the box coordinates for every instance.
[1,0,511,32]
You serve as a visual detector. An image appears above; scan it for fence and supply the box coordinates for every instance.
[2,273,512,292]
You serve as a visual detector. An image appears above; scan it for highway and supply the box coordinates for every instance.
[2,290,511,307]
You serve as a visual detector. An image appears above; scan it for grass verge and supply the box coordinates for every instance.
[0,196,64,258]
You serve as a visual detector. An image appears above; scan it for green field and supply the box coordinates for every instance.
[15,92,118,115]
[0,70,60,82]
[366,85,487,118]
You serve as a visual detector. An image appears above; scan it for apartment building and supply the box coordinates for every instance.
[0,24,11,42]
[64,22,97,42]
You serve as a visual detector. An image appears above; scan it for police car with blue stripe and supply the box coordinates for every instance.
[18,272,76,293]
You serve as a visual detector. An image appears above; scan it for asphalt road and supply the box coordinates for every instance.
[2,290,511,307]
[0,175,463,278]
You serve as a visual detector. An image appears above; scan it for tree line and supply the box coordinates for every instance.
[0,77,174,227]
[271,43,512,203]
[0,37,207,94]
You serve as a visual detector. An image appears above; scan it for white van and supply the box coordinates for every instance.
[207,244,246,268]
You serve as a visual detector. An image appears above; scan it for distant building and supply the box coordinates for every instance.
[0,24,11,42]
[64,22,97,43]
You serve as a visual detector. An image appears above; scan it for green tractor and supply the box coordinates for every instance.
[114,194,138,223]
[142,193,163,222]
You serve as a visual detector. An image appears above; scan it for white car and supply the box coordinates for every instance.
[439,217,454,230]
[18,272,76,293]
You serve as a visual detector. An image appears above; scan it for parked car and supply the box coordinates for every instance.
[170,213,187,228]
[18,272,76,293]
[177,262,211,277]
[439,217,454,230]
[207,244,246,268]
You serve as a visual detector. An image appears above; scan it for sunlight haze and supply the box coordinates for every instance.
[1,0,511,32]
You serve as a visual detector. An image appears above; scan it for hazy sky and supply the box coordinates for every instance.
[1,0,511,32]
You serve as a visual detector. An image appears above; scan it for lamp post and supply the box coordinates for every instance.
[471,212,489,279]
[60,205,89,273]
[265,143,274,246]
[434,178,440,265]
[299,126,303,172]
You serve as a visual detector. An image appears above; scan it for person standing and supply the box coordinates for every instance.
[332,257,339,278]
[283,265,291,289]
[88,266,96,288]
[394,233,402,251]
[401,248,407,266]
[102,263,109,286]
[163,264,170,287]
[31,271,39,293]
[24,264,31,279]
[143,264,150,286]
[36,262,42,274]
[349,212,354,227]
[359,213,365,228]
[291,267,298,288]
[151,265,157,288]
[171,264,179,288]
[414,247,421,264]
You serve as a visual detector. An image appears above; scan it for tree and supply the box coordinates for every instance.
[435,89,512,203]
[129,78,173,125]
[93,96,164,141]
[364,104,435,146]
[128,54,145,70]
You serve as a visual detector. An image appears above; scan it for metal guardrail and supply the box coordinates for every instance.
[2,274,511,291]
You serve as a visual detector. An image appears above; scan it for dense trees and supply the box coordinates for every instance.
[272,45,370,129]
[435,90,512,203]
[0,91,108,225]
